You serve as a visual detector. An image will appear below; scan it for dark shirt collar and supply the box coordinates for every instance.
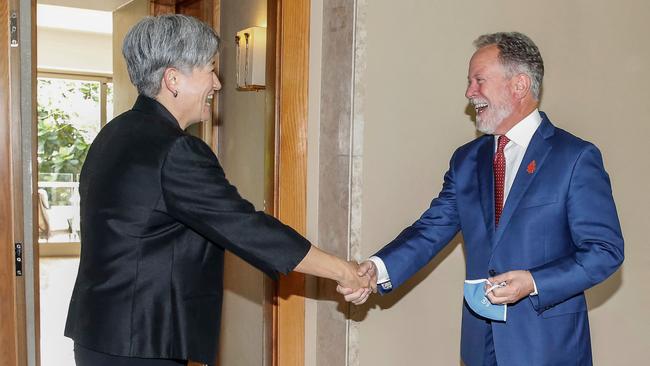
[131,95,182,131]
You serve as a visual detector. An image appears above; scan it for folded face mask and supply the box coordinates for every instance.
[463,279,507,322]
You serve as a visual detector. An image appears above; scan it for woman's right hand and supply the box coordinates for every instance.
[337,260,377,305]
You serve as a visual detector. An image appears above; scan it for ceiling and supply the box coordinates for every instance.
[38,0,133,12]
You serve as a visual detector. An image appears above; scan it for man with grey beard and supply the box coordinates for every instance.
[338,32,623,366]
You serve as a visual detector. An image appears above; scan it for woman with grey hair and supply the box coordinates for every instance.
[65,14,371,366]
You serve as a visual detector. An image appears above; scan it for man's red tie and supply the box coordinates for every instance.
[494,135,509,226]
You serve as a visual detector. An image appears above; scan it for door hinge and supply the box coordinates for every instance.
[10,12,19,48]
[15,242,23,276]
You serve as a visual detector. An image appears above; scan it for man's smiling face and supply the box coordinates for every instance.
[465,45,516,134]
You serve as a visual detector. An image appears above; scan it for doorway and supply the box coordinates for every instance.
[35,3,121,365]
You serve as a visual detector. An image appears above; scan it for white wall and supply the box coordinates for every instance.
[353,1,650,365]
[37,27,112,73]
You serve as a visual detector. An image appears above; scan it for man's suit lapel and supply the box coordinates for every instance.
[492,115,555,251]
[477,137,496,240]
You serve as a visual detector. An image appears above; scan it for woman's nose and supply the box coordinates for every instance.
[213,74,222,91]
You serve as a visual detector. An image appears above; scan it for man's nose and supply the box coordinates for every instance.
[465,83,475,99]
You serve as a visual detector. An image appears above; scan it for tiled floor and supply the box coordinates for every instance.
[40,257,79,366]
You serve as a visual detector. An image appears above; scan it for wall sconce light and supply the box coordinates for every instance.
[235,26,266,91]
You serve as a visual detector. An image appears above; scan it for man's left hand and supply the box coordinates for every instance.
[485,270,535,305]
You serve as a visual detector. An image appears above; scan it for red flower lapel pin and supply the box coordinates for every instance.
[527,160,536,174]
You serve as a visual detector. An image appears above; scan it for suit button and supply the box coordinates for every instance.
[489,269,497,277]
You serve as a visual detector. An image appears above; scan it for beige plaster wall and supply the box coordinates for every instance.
[37,27,112,74]
[355,1,650,365]
[217,0,269,365]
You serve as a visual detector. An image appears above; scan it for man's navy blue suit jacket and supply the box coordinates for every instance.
[376,112,623,366]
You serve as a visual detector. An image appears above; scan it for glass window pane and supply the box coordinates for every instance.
[37,77,102,243]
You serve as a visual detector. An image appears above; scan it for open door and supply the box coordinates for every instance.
[114,0,219,149]
[114,3,220,365]
[147,2,311,365]
[1,0,39,365]
[150,3,220,366]
[150,0,220,148]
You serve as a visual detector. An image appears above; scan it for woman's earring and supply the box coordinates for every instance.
[172,90,178,98]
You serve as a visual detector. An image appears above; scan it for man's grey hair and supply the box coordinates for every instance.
[122,14,220,98]
[474,32,544,100]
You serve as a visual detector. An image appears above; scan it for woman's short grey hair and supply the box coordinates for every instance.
[474,32,544,100]
[122,14,220,98]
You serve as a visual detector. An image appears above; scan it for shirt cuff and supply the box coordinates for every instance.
[368,256,391,284]
[530,273,539,296]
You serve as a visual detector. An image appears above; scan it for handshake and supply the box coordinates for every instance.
[335,260,379,305]
[294,245,379,305]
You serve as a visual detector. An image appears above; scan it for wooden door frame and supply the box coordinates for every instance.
[1,0,38,365]
[0,0,20,362]
[268,1,310,365]
[150,3,311,365]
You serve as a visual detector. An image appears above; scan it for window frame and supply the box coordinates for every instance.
[36,69,112,256]
[37,68,113,128]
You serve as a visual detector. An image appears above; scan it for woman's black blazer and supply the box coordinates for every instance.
[64,95,310,364]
